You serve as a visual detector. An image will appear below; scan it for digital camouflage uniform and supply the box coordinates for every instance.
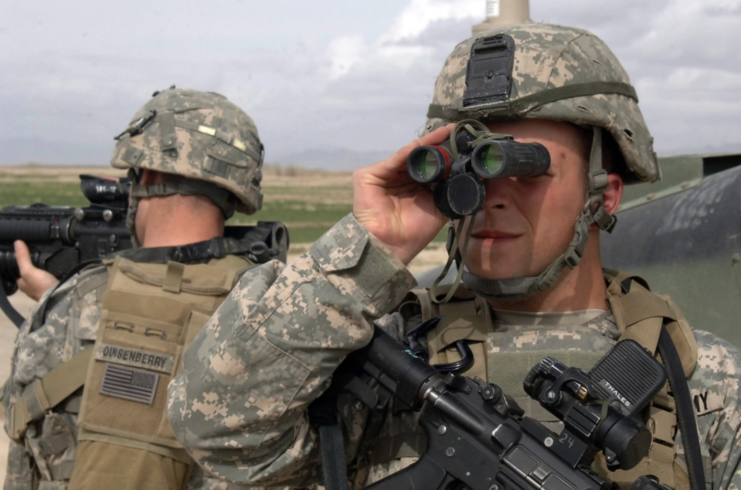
[167,215,741,489]
[167,23,741,490]
[2,87,279,490]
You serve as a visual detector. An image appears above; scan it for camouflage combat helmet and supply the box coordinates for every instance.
[110,87,264,247]
[424,23,659,184]
[426,24,659,303]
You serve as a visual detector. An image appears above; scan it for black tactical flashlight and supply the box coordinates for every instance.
[406,122,550,219]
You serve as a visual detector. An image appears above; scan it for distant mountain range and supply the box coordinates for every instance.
[2,138,740,170]
[0,137,112,166]
[0,138,395,171]
[268,147,395,172]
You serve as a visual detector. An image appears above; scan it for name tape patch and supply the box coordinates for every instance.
[100,363,159,405]
[95,343,174,374]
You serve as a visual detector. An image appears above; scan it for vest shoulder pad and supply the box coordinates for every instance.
[605,269,698,377]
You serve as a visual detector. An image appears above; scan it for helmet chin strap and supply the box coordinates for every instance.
[125,169,143,248]
[452,127,617,303]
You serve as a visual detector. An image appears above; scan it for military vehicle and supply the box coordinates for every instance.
[601,152,741,344]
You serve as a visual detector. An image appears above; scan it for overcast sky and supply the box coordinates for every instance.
[1,0,739,168]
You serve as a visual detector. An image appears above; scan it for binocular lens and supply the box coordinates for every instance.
[471,140,550,180]
[477,145,504,176]
[413,151,439,181]
[407,146,451,184]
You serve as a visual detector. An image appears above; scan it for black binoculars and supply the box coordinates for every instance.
[406,127,550,219]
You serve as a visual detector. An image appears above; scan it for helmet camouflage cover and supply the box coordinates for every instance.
[111,87,264,215]
[425,23,659,184]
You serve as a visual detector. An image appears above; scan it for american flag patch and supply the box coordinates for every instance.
[99,363,159,405]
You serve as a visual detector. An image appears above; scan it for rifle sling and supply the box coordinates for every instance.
[317,425,350,490]
[658,323,706,490]
[168,235,269,263]
[0,283,25,328]
[10,348,93,442]
[309,390,350,490]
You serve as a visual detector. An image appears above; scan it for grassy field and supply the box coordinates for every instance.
[0,165,447,245]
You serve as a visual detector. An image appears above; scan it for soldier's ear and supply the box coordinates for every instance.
[602,173,623,215]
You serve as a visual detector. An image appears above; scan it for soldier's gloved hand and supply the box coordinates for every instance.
[353,125,453,265]
[14,240,59,301]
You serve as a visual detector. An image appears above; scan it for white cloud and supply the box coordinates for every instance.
[327,36,368,80]
[381,0,481,42]
[1,0,740,166]
[326,0,481,79]
[627,1,740,69]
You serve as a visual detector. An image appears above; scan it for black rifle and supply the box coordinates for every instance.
[339,324,667,490]
[0,175,132,296]
[0,174,291,328]
[0,175,132,326]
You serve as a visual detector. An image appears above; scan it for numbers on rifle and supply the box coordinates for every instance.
[559,433,575,448]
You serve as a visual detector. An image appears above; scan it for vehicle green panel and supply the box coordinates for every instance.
[619,152,741,212]
[618,155,703,212]
[614,257,741,343]
[602,152,741,346]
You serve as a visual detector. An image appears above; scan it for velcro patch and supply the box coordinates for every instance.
[100,363,159,405]
[95,343,174,374]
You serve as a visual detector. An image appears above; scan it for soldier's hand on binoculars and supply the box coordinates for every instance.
[14,241,59,302]
[353,126,452,265]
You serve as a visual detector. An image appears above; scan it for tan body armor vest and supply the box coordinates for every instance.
[10,254,251,490]
[409,270,698,490]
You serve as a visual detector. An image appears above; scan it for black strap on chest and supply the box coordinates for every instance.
[658,322,706,490]
[309,389,350,490]
[166,221,288,264]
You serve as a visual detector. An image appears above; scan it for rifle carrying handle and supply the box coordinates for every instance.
[363,455,449,490]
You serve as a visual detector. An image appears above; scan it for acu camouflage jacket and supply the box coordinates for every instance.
[168,214,741,490]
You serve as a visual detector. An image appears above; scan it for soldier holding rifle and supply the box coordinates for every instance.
[2,87,290,490]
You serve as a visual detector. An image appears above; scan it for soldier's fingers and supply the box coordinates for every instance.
[417,124,455,147]
[14,240,34,275]
[392,126,453,171]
